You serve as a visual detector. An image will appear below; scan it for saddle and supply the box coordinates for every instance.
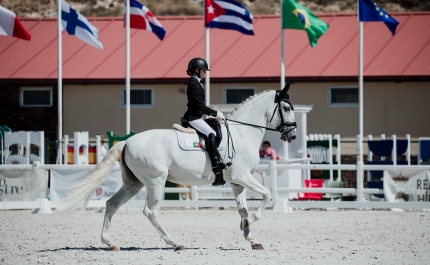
[180,118,223,148]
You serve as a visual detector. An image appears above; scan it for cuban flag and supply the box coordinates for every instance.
[205,0,254,35]
[0,5,31,40]
[61,0,103,49]
[126,0,166,41]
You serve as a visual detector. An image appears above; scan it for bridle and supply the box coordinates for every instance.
[269,90,297,135]
[225,89,297,136]
[222,85,297,162]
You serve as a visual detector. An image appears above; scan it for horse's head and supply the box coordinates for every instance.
[268,83,297,143]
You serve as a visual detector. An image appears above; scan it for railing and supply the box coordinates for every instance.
[1,135,430,213]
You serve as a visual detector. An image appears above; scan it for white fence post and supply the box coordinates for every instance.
[63,135,69,165]
[191,185,198,210]
[96,135,102,164]
[270,160,278,202]
[356,135,363,203]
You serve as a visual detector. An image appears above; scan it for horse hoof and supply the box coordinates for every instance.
[174,245,185,252]
[251,244,264,250]
[240,219,249,231]
[108,246,120,251]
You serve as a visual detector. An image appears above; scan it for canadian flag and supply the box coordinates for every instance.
[0,6,31,40]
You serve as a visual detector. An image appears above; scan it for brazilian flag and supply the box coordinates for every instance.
[282,0,329,47]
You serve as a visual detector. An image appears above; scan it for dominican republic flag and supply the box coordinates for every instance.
[0,6,31,40]
[61,0,103,49]
[205,0,254,35]
[126,0,166,41]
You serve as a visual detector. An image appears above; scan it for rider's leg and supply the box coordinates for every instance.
[188,119,216,137]
[188,119,225,186]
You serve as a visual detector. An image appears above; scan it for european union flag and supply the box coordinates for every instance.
[359,0,399,35]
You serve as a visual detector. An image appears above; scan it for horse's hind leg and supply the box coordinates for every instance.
[101,157,144,251]
[231,183,263,250]
[143,174,183,251]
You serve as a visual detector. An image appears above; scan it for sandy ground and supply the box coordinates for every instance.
[0,209,429,264]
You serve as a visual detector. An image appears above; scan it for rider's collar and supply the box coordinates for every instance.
[192,75,201,82]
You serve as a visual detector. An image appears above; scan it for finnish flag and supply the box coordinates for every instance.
[61,0,103,49]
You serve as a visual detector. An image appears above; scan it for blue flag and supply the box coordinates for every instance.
[359,0,399,35]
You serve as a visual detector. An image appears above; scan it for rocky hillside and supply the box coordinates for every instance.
[0,0,429,18]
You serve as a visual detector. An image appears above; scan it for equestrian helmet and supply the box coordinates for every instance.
[186,57,210,76]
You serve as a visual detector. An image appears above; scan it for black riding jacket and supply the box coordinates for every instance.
[183,77,217,121]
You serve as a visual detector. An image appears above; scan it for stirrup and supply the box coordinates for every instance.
[212,171,226,186]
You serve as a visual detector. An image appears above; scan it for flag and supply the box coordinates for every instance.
[282,0,328,47]
[359,0,399,35]
[0,6,31,40]
[127,0,166,41]
[205,0,254,35]
[61,0,103,49]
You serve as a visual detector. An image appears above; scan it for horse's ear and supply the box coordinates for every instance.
[279,82,291,99]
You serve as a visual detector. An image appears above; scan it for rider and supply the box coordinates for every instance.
[183,57,226,186]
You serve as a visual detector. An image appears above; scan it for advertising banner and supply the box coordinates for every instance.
[0,169,48,202]
[383,170,430,202]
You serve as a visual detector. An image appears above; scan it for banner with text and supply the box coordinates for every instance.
[51,162,147,202]
[0,169,48,202]
[383,170,430,202]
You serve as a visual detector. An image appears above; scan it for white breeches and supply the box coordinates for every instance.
[189,119,216,137]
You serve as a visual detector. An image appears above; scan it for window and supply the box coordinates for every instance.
[328,86,358,106]
[121,87,153,108]
[223,87,256,104]
[20,87,52,107]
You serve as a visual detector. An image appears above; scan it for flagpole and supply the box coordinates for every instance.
[358,18,364,163]
[205,27,210,105]
[57,0,63,164]
[280,0,285,90]
[125,0,131,134]
[280,0,289,160]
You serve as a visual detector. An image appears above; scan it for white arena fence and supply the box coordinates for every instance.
[1,136,430,213]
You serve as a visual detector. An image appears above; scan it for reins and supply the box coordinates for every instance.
[225,118,279,131]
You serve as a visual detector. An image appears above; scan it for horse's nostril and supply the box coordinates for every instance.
[292,135,296,140]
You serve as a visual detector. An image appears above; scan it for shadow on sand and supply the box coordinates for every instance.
[39,246,203,252]
[218,247,245,251]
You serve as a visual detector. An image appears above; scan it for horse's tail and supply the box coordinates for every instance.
[56,141,127,213]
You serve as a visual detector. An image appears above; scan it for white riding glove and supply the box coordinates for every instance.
[216,111,225,121]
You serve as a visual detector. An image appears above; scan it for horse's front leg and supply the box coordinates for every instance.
[232,172,271,227]
[230,183,264,250]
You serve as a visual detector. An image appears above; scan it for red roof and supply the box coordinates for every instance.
[1,12,429,83]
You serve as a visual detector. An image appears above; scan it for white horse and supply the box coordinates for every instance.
[59,85,297,251]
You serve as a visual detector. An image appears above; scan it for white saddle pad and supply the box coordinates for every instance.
[173,126,227,151]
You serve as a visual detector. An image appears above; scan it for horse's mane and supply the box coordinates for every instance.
[227,90,271,117]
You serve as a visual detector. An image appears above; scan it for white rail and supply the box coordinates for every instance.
[2,134,430,212]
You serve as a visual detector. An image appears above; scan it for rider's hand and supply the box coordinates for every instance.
[216,111,225,120]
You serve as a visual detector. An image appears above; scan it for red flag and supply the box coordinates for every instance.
[0,6,31,41]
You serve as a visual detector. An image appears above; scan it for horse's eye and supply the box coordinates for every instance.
[283,106,290,112]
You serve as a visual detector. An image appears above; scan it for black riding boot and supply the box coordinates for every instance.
[207,133,226,186]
